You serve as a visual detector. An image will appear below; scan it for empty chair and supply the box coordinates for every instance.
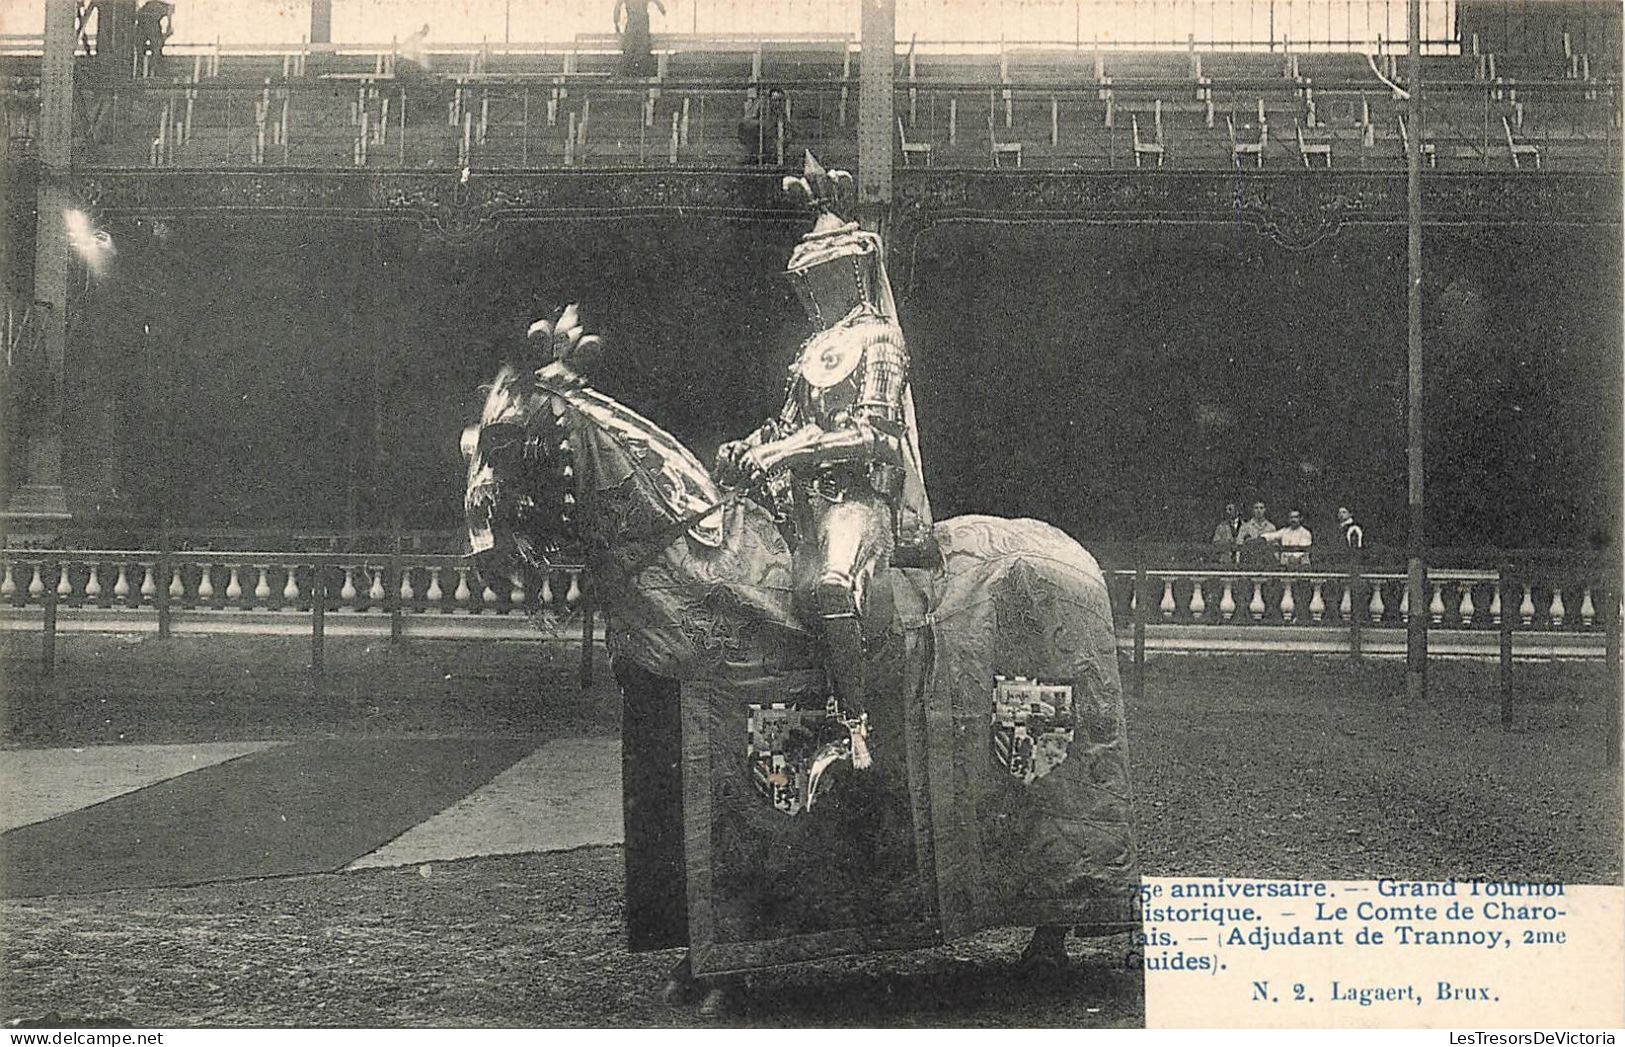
[989,91,1022,167]
[1295,120,1331,167]
[897,116,932,166]
[1397,114,1436,167]
[1131,102,1164,167]
[1227,113,1266,167]
[1503,114,1541,169]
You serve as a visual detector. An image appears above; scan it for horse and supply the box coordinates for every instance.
[463,319,1140,1012]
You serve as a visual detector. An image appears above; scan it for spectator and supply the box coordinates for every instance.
[1211,501,1242,564]
[1236,501,1276,567]
[77,0,100,56]
[134,0,172,66]
[1266,509,1314,567]
[738,86,794,165]
[614,0,665,78]
[1336,506,1364,562]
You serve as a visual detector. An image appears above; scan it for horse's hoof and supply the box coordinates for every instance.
[698,987,730,1017]
[1017,927,1071,972]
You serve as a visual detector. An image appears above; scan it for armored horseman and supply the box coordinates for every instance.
[714,153,932,745]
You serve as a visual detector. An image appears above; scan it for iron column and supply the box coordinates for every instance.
[1405,0,1427,700]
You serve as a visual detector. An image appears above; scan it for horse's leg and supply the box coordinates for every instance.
[1018,925,1072,970]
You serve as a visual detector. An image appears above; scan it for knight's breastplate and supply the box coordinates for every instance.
[792,325,865,428]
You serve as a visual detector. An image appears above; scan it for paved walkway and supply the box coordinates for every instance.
[348,738,624,868]
[0,742,280,833]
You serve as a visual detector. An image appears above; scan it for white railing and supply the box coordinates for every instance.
[1111,567,1607,631]
[0,548,590,650]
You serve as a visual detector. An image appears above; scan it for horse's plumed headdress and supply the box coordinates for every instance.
[526,302,604,376]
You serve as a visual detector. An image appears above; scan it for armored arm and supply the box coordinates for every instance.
[748,338,909,475]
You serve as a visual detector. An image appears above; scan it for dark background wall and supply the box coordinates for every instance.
[64,215,1622,550]
[905,221,1622,550]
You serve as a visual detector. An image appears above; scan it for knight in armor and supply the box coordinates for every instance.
[715,152,932,727]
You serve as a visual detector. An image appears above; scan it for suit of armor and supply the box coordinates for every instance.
[716,161,931,720]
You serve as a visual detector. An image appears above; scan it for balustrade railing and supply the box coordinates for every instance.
[1107,567,1613,632]
[1091,544,1620,667]
[5,541,1613,640]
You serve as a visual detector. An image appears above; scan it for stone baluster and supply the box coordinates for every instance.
[28,564,45,598]
[1338,581,1351,622]
[482,575,501,608]
[282,567,301,606]
[1189,579,1206,621]
[226,566,244,605]
[1127,580,1136,618]
[1159,579,1175,619]
[454,568,472,607]
[1279,579,1295,622]
[86,564,104,602]
[1399,584,1409,623]
[340,567,358,605]
[368,568,385,604]
[140,565,157,604]
[1549,587,1565,628]
[565,571,581,607]
[1247,579,1265,621]
[1580,587,1596,629]
[1218,579,1236,621]
[399,568,416,604]
[57,563,74,601]
[426,567,445,608]
[1489,580,1501,625]
[113,565,131,602]
[1519,584,1535,626]
[253,566,272,607]
[1309,581,1324,623]
[1369,581,1385,624]
[510,573,527,610]
[1459,583,1476,626]
[197,566,214,604]
[0,562,14,600]
[1429,581,1445,624]
[168,565,186,603]
[540,573,555,607]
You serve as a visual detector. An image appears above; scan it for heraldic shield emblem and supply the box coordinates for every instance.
[746,703,840,816]
[990,676,1077,784]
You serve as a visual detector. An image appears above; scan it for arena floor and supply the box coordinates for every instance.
[1,637,1618,1027]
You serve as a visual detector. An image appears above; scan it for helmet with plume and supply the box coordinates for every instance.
[781,152,888,327]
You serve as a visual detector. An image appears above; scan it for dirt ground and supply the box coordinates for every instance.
[1,636,1619,1026]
